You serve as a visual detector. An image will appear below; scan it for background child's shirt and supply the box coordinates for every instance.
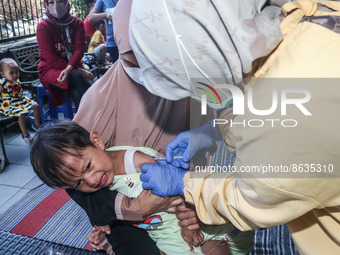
[0,78,33,117]
[88,30,105,53]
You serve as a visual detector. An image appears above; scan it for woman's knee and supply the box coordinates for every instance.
[68,70,83,85]
[68,70,91,92]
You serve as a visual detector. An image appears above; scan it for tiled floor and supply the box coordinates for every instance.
[0,122,43,215]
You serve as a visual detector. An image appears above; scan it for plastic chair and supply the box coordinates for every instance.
[36,84,75,124]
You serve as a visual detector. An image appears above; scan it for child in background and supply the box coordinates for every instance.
[84,0,97,45]
[30,121,254,255]
[87,20,111,65]
[0,58,41,144]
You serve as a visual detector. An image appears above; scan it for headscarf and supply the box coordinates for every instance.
[44,0,75,60]
[129,0,283,107]
[45,0,74,25]
[73,0,190,151]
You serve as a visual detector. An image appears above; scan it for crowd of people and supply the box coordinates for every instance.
[13,0,340,254]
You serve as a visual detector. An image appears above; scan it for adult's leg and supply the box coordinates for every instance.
[106,46,119,64]
[68,70,91,110]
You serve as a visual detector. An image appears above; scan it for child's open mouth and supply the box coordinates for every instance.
[99,174,108,187]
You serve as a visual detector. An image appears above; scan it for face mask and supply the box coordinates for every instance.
[120,59,144,85]
[48,3,68,19]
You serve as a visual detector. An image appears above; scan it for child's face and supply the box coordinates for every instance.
[62,134,115,192]
[1,61,19,83]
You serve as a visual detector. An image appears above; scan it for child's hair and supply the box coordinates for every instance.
[30,120,95,188]
[94,19,105,30]
[0,58,17,72]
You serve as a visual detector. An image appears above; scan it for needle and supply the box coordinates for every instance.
[153,156,183,161]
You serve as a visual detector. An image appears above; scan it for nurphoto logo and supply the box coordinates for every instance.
[193,80,312,128]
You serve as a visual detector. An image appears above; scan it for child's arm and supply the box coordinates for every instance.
[0,81,8,95]
[133,151,157,172]
[177,203,204,251]
[88,225,114,255]
[117,151,183,221]
[91,41,100,48]
[0,86,6,95]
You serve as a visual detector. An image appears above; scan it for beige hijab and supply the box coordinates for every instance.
[129,0,283,105]
[74,0,190,151]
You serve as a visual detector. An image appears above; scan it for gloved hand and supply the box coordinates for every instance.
[166,120,222,168]
[141,163,188,197]
[163,147,187,168]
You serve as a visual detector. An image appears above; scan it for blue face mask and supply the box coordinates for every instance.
[120,59,145,85]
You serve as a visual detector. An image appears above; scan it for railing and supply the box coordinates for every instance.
[0,0,88,43]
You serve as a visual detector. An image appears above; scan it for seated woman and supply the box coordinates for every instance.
[37,0,93,110]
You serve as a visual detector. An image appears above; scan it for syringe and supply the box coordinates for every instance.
[153,156,183,161]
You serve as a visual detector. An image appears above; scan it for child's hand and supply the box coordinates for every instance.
[78,68,94,82]
[176,203,201,231]
[57,66,72,83]
[177,203,204,251]
[88,225,113,254]
[0,86,6,95]
[181,227,204,252]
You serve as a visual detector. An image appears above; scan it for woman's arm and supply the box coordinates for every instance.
[57,64,73,83]
[67,185,182,224]
[88,7,111,23]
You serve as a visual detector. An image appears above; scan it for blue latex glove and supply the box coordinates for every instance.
[141,163,189,197]
[166,120,222,168]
